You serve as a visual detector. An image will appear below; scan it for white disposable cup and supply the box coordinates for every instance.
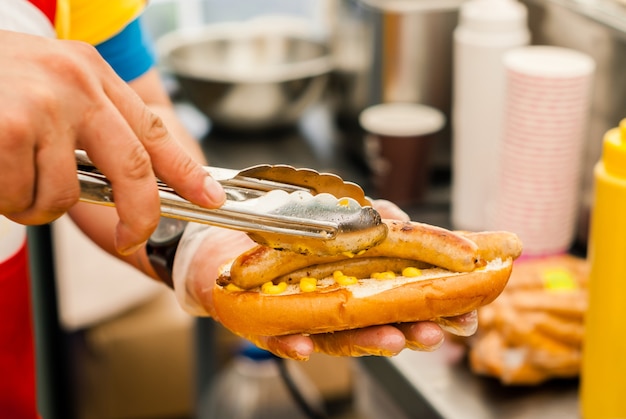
[490,45,595,256]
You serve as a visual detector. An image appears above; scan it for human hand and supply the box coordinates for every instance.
[0,30,225,254]
[172,199,478,360]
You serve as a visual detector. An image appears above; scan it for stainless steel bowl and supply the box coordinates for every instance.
[157,20,333,131]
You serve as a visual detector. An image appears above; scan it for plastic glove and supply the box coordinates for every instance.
[172,199,478,360]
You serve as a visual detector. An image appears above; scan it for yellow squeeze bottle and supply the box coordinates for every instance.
[580,119,626,419]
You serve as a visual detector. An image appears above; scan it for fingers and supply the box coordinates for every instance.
[396,322,445,351]
[0,121,36,217]
[80,51,224,253]
[100,64,225,209]
[434,310,479,337]
[0,33,224,251]
[242,320,459,361]
[246,326,408,361]
[70,41,224,253]
[310,325,407,357]
[249,323,446,361]
[6,143,80,225]
[0,97,80,225]
[96,80,224,254]
[81,102,163,254]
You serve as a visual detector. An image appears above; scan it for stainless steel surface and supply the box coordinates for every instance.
[358,342,579,419]
[76,150,387,255]
[157,19,333,131]
[329,0,462,168]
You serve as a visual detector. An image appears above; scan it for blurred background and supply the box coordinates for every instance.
[33,0,626,418]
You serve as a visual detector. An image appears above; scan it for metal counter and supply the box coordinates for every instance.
[357,343,580,419]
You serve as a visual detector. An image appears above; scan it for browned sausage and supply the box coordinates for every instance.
[227,220,483,289]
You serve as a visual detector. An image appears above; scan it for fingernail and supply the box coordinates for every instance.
[290,352,310,362]
[270,347,309,361]
[284,341,312,361]
[204,176,226,206]
[114,221,148,256]
[404,325,445,352]
[406,337,444,352]
[437,317,478,337]
[351,345,398,357]
[117,240,145,256]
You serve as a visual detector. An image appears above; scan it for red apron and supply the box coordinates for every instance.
[0,243,38,419]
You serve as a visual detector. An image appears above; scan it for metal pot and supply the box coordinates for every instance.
[329,0,465,166]
[157,18,333,131]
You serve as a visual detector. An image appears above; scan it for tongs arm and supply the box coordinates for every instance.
[75,150,388,254]
[76,151,337,238]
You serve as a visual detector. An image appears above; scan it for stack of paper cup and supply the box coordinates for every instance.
[489,46,595,257]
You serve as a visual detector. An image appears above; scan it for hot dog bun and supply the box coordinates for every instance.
[212,220,522,337]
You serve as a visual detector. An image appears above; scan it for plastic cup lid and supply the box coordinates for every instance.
[359,103,446,137]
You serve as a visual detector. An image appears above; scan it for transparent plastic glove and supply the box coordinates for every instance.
[434,311,479,337]
[172,223,255,316]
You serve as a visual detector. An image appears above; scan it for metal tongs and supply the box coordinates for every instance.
[75,150,388,255]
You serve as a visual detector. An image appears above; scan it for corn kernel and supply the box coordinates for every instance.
[336,275,358,286]
[342,251,356,258]
[333,270,345,281]
[402,267,422,277]
[262,281,288,294]
[338,198,350,207]
[299,277,318,292]
[225,283,242,292]
[372,271,396,280]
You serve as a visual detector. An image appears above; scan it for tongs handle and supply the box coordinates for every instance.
[75,150,339,239]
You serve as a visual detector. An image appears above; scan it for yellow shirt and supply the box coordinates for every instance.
[55,0,145,44]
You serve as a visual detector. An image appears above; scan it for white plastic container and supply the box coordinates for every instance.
[451,0,529,231]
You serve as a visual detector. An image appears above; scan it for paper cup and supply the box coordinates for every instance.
[490,46,595,256]
[359,103,445,206]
